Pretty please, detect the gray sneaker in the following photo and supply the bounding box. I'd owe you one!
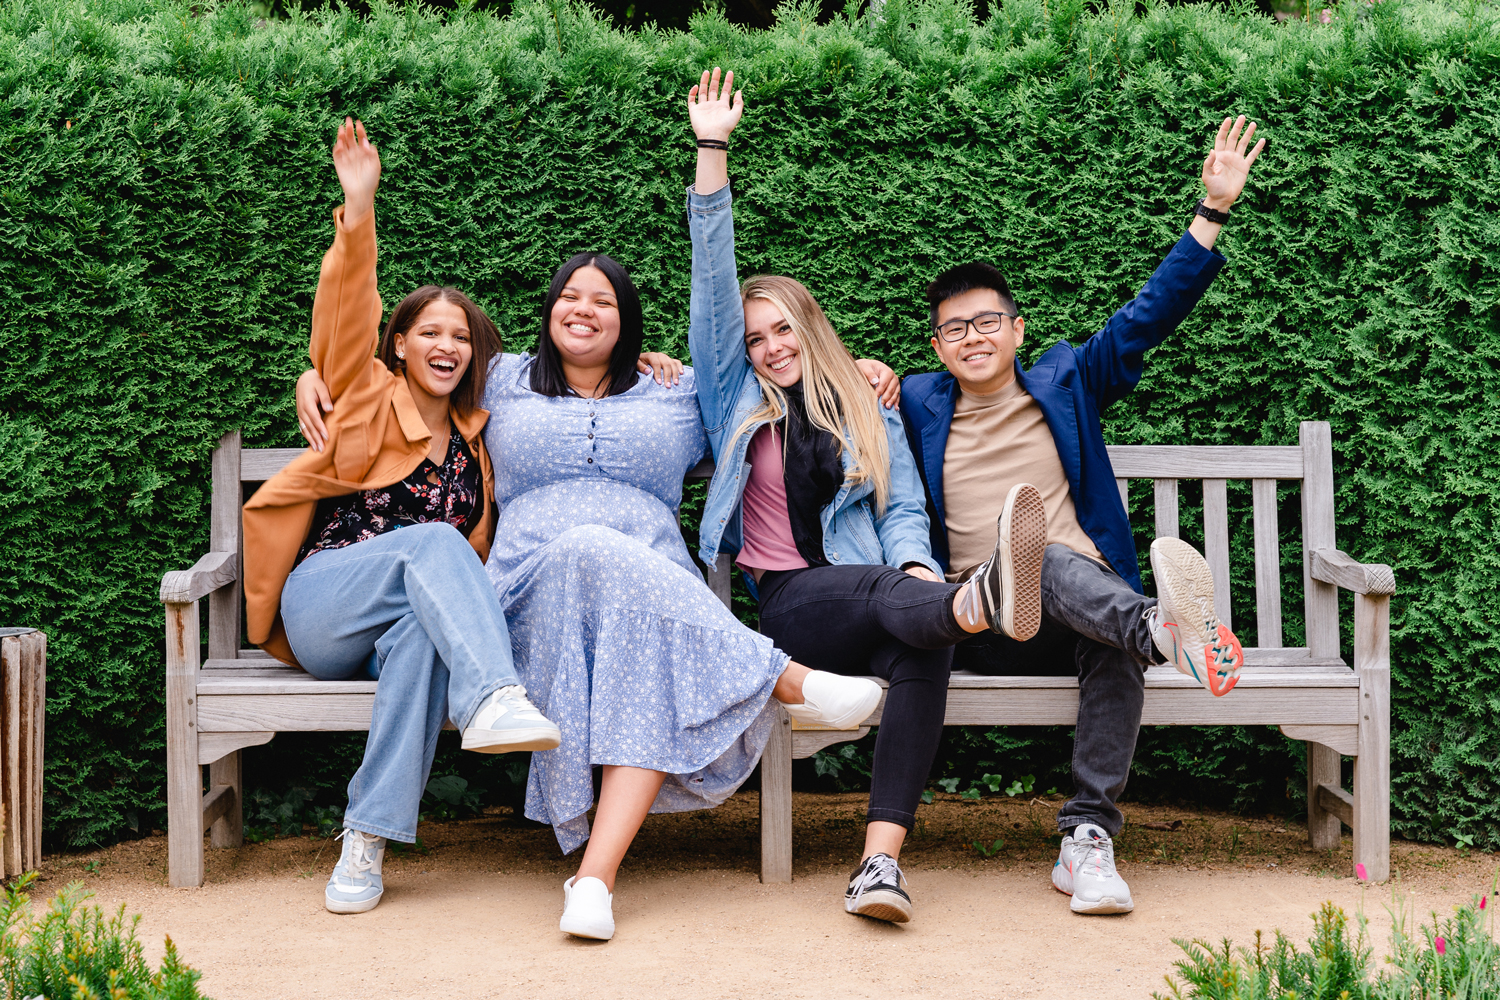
[462,685,562,753]
[959,483,1047,640]
[1051,823,1133,914]
[325,828,386,914]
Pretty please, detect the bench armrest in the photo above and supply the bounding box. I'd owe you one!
[160,551,239,604]
[1311,548,1395,596]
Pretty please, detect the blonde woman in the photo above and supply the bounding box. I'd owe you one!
[686,70,1048,925]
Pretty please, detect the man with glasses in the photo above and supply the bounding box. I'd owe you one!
[899,116,1266,916]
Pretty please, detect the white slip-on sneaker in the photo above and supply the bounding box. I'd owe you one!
[559,876,615,940]
[959,483,1048,640]
[1052,823,1133,915]
[845,852,913,924]
[325,828,386,914]
[782,670,882,730]
[1149,537,1244,697]
[462,685,562,753]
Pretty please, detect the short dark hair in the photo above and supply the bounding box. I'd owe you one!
[378,286,501,416]
[530,252,644,398]
[925,262,1017,329]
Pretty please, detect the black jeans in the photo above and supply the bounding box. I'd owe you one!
[757,564,968,830]
[954,544,1160,837]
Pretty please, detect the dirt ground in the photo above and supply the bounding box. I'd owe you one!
[32,792,1499,999]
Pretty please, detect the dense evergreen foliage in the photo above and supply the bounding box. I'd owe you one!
[0,0,1495,849]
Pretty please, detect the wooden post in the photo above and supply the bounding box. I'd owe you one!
[1306,741,1342,850]
[1300,422,1339,658]
[1353,593,1391,882]
[0,629,45,876]
[208,752,243,849]
[165,601,204,887]
[208,431,243,662]
[759,705,793,884]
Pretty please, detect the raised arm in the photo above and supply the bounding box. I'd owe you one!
[310,118,385,402]
[686,68,752,444]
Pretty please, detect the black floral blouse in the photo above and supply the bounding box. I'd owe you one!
[298,426,483,565]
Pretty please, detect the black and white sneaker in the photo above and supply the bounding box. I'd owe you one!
[959,482,1048,640]
[844,853,912,924]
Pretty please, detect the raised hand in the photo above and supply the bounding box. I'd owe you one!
[332,116,381,226]
[688,67,743,142]
[1201,115,1266,211]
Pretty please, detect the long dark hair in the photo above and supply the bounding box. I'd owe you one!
[378,286,501,415]
[530,253,644,398]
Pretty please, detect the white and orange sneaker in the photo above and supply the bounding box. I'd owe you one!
[1149,537,1244,697]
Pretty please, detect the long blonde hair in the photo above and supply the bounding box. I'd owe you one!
[731,275,892,514]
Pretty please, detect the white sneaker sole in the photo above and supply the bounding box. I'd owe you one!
[999,484,1047,641]
[846,888,912,923]
[1070,894,1134,915]
[461,726,561,753]
[325,890,382,914]
[559,913,615,940]
[1150,537,1219,650]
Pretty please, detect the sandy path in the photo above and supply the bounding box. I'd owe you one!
[40,793,1494,999]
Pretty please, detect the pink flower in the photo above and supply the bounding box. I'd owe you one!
[1435,937,1446,955]
[1319,7,1332,21]
[1481,895,1488,910]
[1356,863,1368,881]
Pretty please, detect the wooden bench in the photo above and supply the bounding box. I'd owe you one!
[161,420,1392,888]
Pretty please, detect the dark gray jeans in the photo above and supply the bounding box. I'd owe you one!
[953,544,1161,837]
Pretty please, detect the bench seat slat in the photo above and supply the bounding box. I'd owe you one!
[1106,445,1303,479]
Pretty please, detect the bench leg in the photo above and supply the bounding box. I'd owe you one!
[760,705,793,884]
[1354,594,1391,882]
[165,601,205,887]
[208,750,244,849]
[1306,741,1342,850]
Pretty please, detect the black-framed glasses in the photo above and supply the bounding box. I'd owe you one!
[934,310,1018,343]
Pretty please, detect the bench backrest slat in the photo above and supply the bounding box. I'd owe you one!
[210,428,1339,665]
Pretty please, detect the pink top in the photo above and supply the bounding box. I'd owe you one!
[735,424,809,573]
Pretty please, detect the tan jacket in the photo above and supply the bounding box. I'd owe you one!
[243,206,496,667]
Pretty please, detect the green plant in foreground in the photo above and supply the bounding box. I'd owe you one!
[0,873,207,999]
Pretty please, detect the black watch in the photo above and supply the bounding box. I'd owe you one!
[1195,199,1230,225]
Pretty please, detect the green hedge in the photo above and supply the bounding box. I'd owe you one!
[1,0,1496,848]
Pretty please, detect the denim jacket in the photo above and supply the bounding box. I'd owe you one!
[687,183,941,579]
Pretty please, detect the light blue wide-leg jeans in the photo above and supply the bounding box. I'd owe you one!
[281,522,520,842]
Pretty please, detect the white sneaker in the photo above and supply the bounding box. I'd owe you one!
[324,828,386,914]
[1052,823,1133,914]
[782,671,882,730]
[559,876,615,940]
[1149,538,1244,697]
[462,685,562,753]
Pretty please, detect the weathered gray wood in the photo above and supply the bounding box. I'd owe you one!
[209,432,243,661]
[1252,478,1283,648]
[1104,446,1303,479]
[165,601,204,888]
[1154,479,1179,540]
[792,728,870,759]
[1279,725,1357,755]
[208,751,244,849]
[159,551,238,604]
[1317,782,1355,829]
[1116,478,1128,515]
[199,695,375,732]
[20,633,42,871]
[198,731,276,765]
[1354,593,1391,882]
[0,634,23,875]
[235,649,275,661]
[197,675,378,696]
[30,634,44,869]
[1301,422,1340,659]
[686,455,715,481]
[1202,478,1231,628]
[201,782,237,831]
[1311,549,1396,596]
[704,559,732,610]
[1307,742,1343,849]
[760,705,793,884]
[240,448,304,482]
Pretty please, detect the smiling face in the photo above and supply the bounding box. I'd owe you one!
[930,288,1026,396]
[548,265,622,374]
[395,298,473,402]
[744,296,802,388]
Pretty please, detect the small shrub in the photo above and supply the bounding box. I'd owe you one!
[0,873,208,1000]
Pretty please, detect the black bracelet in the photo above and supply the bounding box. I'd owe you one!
[1195,199,1230,225]
[696,138,728,150]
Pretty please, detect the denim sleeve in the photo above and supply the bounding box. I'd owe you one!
[687,183,753,448]
[1076,230,1226,411]
[872,404,942,576]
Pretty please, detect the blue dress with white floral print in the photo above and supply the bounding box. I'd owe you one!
[482,353,786,854]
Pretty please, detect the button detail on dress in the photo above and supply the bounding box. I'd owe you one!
[587,458,594,464]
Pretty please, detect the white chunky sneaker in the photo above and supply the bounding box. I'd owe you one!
[845,852,912,924]
[559,876,615,940]
[1052,823,1133,914]
[782,671,882,730]
[462,685,562,753]
[1149,537,1244,697]
[325,828,386,914]
[959,482,1048,640]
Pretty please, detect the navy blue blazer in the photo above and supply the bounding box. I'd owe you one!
[900,231,1226,594]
